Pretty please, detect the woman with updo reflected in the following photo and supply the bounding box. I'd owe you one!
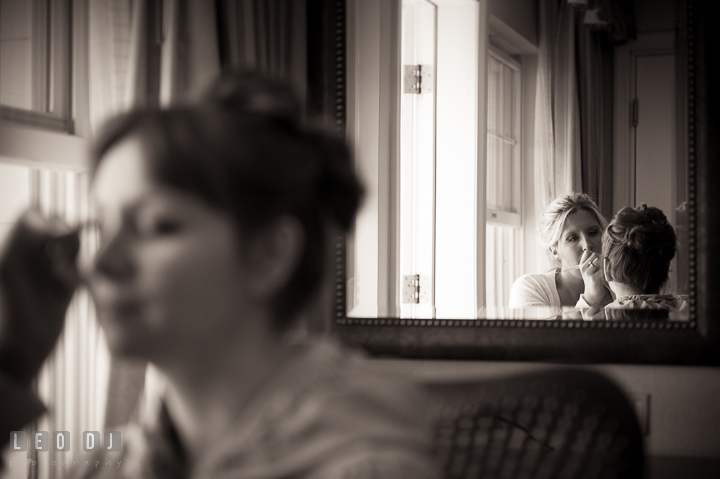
[580,204,687,321]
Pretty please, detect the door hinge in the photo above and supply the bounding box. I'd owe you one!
[402,274,431,304]
[403,65,423,94]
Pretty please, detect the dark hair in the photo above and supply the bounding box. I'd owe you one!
[602,204,676,294]
[91,72,363,328]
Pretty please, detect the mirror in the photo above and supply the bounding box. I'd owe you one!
[330,0,720,363]
[345,0,688,320]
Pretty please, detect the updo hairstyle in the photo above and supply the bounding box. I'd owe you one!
[602,204,676,294]
[538,193,608,266]
[91,71,364,329]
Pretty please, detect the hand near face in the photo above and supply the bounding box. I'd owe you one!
[0,210,80,385]
[579,248,606,306]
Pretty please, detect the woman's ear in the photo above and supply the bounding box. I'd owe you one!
[245,216,305,298]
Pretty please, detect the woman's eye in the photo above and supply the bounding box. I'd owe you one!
[150,218,182,235]
[136,216,182,236]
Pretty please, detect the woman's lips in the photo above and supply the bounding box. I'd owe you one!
[96,298,144,321]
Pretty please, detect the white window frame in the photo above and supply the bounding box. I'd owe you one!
[486,47,522,226]
[0,0,75,133]
[485,46,523,310]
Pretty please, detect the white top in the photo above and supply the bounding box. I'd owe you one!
[509,271,562,315]
[72,338,440,479]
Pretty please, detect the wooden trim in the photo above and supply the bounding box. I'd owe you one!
[72,0,92,139]
[0,123,88,171]
[693,0,720,351]
[488,14,538,56]
[50,0,73,128]
[0,106,73,132]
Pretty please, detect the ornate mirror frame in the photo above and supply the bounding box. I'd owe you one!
[324,0,720,364]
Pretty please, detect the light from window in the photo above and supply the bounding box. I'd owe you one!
[486,50,522,309]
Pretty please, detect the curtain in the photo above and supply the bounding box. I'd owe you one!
[534,0,583,271]
[534,0,635,262]
[577,26,615,220]
[577,0,635,221]
[215,0,307,85]
[89,0,222,129]
[534,0,582,217]
[31,170,110,479]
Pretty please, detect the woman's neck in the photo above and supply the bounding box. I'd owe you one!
[609,281,649,299]
[557,268,586,305]
[156,320,298,467]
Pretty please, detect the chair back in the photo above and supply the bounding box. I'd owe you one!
[427,368,644,479]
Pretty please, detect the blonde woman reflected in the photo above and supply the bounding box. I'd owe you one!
[509,193,614,316]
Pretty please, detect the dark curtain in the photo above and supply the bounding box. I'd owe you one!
[575,0,635,220]
[576,23,616,220]
[215,0,308,108]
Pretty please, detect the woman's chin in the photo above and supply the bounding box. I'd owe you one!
[99,316,156,359]
[563,265,582,277]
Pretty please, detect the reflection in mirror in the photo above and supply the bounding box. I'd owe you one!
[346,0,688,322]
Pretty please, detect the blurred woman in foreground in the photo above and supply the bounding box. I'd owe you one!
[0,73,438,478]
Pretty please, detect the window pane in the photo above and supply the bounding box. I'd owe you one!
[1,0,36,109]
[486,55,518,213]
[486,50,521,309]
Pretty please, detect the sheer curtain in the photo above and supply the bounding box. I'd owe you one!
[533,0,635,271]
[534,0,583,271]
[29,170,109,479]
[89,0,221,125]
[533,1,582,209]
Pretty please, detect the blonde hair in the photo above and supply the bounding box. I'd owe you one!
[538,193,609,266]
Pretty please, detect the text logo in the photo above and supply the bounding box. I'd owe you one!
[10,431,120,452]
[54,431,71,452]
[82,431,101,452]
[10,431,26,452]
[104,431,121,452]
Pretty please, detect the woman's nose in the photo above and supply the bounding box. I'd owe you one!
[579,235,591,252]
[79,230,134,282]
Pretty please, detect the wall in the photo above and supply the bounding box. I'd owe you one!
[635,0,678,33]
[488,0,537,46]
[372,358,720,459]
